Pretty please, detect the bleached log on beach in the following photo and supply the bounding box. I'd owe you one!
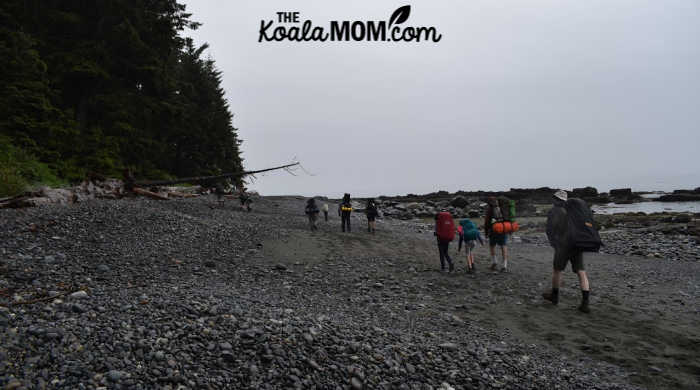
[132,187,169,200]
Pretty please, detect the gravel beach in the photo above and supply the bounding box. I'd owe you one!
[1,196,698,389]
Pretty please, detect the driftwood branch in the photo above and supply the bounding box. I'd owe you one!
[9,290,78,306]
[133,162,300,187]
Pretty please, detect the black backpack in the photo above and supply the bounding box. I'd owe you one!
[366,200,377,214]
[565,198,603,252]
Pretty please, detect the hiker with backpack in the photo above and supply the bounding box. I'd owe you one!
[238,188,252,212]
[338,193,353,232]
[365,198,379,233]
[322,203,329,221]
[458,218,484,273]
[434,210,456,272]
[214,182,226,206]
[305,198,320,231]
[484,196,512,272]
[542,190,601,313]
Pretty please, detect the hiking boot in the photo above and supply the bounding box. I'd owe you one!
[489,264,498,271]
[578,300,590,313]
[542,291,559,305]
[500,267,508,273]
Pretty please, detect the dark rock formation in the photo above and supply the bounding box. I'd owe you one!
[572,187,598,198]
[610,188,632,197]
[659,193,700,202]
[450,196,469,208]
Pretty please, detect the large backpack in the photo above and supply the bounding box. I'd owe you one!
[366,201,377,216]
[436,212,456,241]
[497,196,514,222]
[565,198,602,252]
[459,219,479,240]
[509,200,516,220]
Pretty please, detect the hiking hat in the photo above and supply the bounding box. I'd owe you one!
[553,190,568,202]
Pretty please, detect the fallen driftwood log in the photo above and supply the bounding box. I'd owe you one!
[132,187,169,200]
[166,191,199,198]
[0,179,125,209]
[0,195,32,209]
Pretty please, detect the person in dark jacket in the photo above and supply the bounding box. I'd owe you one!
[214,182,226,205]
[484,197,509,272]
[542,190,591,313]
[365,198,379,234]
[305,198,320,231]
[338,193,352,232]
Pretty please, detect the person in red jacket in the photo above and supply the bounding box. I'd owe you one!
[434,210,455,272]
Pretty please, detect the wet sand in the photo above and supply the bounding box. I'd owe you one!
[262,198,700,390]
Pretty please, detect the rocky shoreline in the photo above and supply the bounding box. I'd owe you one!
[370,189,700,261]
[1,195,699,389]
[373,187,699,220]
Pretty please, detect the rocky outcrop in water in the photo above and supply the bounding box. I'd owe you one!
[659,188,700,202]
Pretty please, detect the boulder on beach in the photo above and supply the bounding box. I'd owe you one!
[572,186,598,198]
[659,193,700,202]
[450,196,469,208]
[610,188,632,197]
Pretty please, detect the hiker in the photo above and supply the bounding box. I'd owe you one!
[543,190,596,313]
[458,218,484,273]
[338,193,353,232]
[239,188,252,212]
[322,203,329,221]
[214,182,226,205]
[365,198,379,233]
[305,198,320,231]
[434,210,456,272]
[484,196,509,272]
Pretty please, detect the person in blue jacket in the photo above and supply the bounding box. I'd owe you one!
[458,218,484,273]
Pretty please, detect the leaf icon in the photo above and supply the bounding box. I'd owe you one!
[389,5,411,26]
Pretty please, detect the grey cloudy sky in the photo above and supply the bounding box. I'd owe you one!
[183,0,700,197]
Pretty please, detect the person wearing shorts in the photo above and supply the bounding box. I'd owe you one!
[458,222,484,273]
[484,197,509,272]
[554,248,584,274]
[542,190,591,313]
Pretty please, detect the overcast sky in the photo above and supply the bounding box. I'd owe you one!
[183,0,699,197]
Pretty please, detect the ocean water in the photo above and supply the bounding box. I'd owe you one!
[592,201,700,215]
